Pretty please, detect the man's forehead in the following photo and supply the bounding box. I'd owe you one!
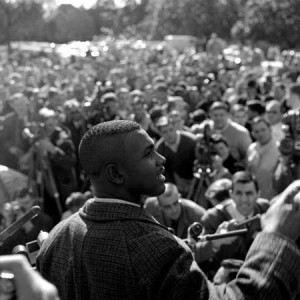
[211,109,227,115]
[267,102,280,110]
[159,193,177,204]
[126,129,153,146]
[233,182,256,191]
[253,121,267,129]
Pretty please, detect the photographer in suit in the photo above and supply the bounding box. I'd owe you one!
[37,120,300,300]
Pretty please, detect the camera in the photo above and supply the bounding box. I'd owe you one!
[11,231,49,267]
[0,272,15,300]
[0,231,49,300]
[194,123,215,175]
[23,123,47,145]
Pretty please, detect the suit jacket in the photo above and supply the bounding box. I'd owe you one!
[37,199,300,300]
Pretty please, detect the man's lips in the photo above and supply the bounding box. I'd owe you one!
[157,167,165,181]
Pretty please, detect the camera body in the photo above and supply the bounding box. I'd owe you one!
[0,272,15,300]
[195,123,214,175]
[0,231,48,300]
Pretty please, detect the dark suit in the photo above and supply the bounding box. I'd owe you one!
[37,198,300,300]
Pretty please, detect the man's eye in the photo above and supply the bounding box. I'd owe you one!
[149,150,155,158]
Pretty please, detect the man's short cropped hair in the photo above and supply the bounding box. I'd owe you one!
[205,178,232,203]
[79,120,141,176]
[210,133,229,147]
[157,183,178,203]
[100,92,117,104]
[251,116,270,128]
[153,83,168,93]
[247,100,266,115]
[209,101,229,113]
[232,171,259,192]
[231,103,247,114]
[155,116,171,129]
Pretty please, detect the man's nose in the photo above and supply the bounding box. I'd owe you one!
[155,151,166,165]
[240,194,248,203]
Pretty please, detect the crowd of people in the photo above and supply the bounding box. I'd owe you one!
[1,34,300,298]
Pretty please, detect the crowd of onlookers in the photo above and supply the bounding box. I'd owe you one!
[1,34,300,279]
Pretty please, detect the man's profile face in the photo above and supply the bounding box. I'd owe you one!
[158,191,181,221]
[210,109,228,130]
[230,182,258,217]
[121,129,166,198]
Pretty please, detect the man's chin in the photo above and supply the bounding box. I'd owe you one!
[146,184,166,197]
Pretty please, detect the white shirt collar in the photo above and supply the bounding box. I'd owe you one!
[225,199,254,221]
[93,197,141,208]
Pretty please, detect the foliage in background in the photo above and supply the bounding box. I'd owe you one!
[0,0,299,49]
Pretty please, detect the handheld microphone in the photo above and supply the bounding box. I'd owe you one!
[0,206,41,243]
[197,229,248,242]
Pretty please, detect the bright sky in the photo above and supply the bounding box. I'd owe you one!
[56,0,127,9]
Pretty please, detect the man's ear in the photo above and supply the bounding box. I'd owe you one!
[105,163,124,185]
[229,189,233,199]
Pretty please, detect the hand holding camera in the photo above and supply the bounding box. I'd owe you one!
[0,255,59,300]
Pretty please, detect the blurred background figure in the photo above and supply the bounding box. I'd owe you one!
[247,117,280,199]
[0,188,52,255]
[155,116,197,197]
[61,191,89,220]
[204,178,232,207]
[265,100,284,144]
[144,182,206,239]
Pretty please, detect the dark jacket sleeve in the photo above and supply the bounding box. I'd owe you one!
[133,232,300,300]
